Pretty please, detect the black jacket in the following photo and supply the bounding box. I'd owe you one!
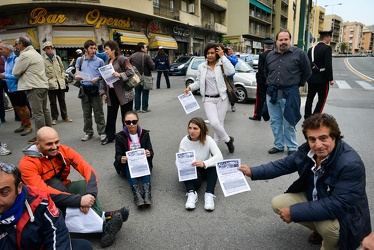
[307,42,333,83]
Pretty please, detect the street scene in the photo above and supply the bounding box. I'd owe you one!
[1,56,374,249]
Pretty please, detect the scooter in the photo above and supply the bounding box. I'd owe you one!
[65,58,76,84]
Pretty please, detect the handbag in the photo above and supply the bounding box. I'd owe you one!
[119,56,142,90]
[141,54,153,90]
[220,65,239,103]
[73,56,83,87]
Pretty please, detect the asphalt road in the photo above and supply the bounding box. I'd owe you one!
[1,57,374,249]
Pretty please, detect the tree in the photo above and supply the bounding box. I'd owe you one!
[339,42,348,54]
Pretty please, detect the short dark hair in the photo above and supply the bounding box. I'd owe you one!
[276,29,292,41]
[84,40,96,50]
[98,44,103,50]
[18,36,31,47]
[188,117,209,145]
[136,42,146,52]
[124,110,139,121]
[103,40,120,57]
[0,164,22,189]
[302,113,343,141]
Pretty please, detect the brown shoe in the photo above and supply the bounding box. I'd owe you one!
[21,125,33,136]
[308,232,323,245]
[51,119,58,125]
[14,123,25,133]
[64,118,73,122]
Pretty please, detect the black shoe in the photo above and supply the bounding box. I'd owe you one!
[268,147,284,154]
[101,137,113,145]
[308,232,323,245]
[100,212,123,248]
[262,113,270,121]
[288,150,296,155]
[248,116,261,121]
[225,136,235,153]
[105,207,129,222]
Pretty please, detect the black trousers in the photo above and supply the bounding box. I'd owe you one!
[304,82,329,119]
[253,80,268,118]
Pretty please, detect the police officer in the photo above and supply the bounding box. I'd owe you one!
[304,30,334,119]
[249,38,273,121]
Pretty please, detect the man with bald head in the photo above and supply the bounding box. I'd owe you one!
[19,126,129,248]
[12,37,52,144]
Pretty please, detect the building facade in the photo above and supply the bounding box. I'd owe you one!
[0,0,228,64]
[342,21,364,54]
[323,14,343,53]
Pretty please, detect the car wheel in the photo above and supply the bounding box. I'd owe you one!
[235,85,247,103]
[186,80,199,95]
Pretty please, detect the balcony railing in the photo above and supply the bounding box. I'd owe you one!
[154,3,180,20]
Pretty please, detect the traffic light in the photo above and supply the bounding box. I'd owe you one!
[113,31,122,44]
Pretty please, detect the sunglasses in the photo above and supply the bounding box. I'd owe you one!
[0,163,16,173]
[125,120,138,125]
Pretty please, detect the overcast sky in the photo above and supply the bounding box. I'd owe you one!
[313,0,373,26]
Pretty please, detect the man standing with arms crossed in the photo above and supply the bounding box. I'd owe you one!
[265,30,311,155]
[304,30,334,119]
[249,38,273,121]
[12,37,52,144]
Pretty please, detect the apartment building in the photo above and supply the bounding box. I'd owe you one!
[361,26,374,54]
[225,0,288,54]
[0,0,228,64]
[342,21,364,54]
[323,14,343,52]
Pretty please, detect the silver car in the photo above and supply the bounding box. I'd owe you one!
[185,57,257,103]
[252,54,259,69]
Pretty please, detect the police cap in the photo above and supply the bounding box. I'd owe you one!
[319,30,333,36]
[263,38,274,45]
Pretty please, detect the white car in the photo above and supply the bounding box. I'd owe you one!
[185,57,257,103]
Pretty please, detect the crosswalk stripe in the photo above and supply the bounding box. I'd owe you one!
[356,81,374,90]
[335,80,352,89]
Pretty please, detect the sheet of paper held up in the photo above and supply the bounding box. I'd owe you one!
[178,91,200,114]
[76,71,91,81]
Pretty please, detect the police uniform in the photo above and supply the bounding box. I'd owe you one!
[249,38,273,121]
[304,30,334,119]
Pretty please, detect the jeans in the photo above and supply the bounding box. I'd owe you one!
[266,94,297,151]
[123,163,151,186]
[184,167,217,194]
[134,84,150,111]
[272,192,339,250]
[204,97,230,143]
[25,88,52,131]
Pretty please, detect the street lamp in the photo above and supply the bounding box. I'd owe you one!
[324,3,342,15]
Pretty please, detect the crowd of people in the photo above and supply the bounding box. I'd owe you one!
[1,29,373,250]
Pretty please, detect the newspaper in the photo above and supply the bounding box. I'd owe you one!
[98,64,118,87]
[126,148,151,178]
[65,207,103,233]
[216,159,251,197]
[178,91,200,114]
[175,150,197,182]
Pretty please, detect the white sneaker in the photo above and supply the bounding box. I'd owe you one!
[81,134,94,141]
[0,146,11,156]
[204,192,215,211]
[185,191,198,210]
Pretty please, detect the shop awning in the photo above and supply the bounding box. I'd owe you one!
[0,28,39,49]
[111,29,148,45]
[148,34,178,50]
[249,0,271,14]
[52,27,95,48]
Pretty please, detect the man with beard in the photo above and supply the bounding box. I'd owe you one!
[264,29,311,155]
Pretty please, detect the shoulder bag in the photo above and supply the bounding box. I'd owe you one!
[56,56,69,92]
[220,65,239,103]
[141,53,154,90]
[73,56,84,87]
[119,56,142,90]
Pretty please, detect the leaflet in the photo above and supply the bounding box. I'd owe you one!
[175,150,197,182]
[76,70,91,81]
[98,64,118,87]
[65,207,103,233]
[216,159,251,197]
[126,148,151,178]
[178,91,200,114]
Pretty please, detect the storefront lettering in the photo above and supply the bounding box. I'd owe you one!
[29,8,66,25]
[173,27,189,38]
[0,18,14,28]
[86,9,131,29]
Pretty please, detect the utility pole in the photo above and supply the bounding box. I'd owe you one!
[297,0,307,50]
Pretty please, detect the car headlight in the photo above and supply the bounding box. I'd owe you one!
[177,64,185,69]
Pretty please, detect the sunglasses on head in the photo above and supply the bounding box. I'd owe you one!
[0,163,16,173]
[125,120,138,125]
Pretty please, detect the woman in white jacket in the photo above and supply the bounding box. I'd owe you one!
[184,44,235,153]
[178,117,223,211]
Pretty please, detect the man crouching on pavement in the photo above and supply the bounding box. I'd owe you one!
[19,126,129,248]
[238,113,371,249]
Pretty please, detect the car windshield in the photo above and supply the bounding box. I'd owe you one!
[235,59,255,73]
[190,58,205,70]
[174,56,191,63]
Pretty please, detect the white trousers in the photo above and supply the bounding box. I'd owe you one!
[204,97,230,143]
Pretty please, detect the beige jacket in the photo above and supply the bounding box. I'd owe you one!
[44,54,66,90]
[12,45,49,90]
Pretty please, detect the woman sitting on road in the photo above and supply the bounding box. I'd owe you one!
[114,111,154,207]
[184,43,235,153]
[177,117,223,211]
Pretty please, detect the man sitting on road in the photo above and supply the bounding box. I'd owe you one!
[0,162,93,249]
[19,126,129,248]
[238,113,371,249]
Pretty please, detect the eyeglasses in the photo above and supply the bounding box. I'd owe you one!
[125,120,138,125]
[0,163,16,173]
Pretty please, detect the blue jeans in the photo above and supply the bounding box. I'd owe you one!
[134,84,150,111]
[266,94,297,151]
[123,164,151,187]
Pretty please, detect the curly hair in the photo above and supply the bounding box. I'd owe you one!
[103,40,120,57]
[302,113,343,141]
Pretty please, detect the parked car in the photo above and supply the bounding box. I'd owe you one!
[185,57,257,103]
[169,56,194,76]
[239,53,254,68]
[252,54,259,69]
